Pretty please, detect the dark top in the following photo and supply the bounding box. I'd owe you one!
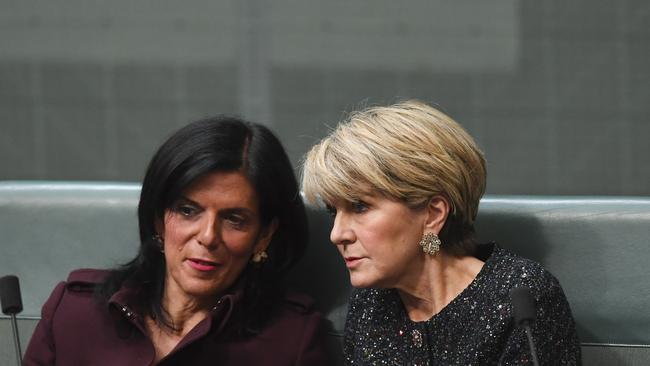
[23,269,328,366]
[344,244,581,365]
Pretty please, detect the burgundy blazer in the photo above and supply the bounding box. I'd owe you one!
[23,269,328,366]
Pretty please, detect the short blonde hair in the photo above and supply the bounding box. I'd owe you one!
[301,100,486,251]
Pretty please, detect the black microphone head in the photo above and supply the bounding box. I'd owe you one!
[0,275,23,315]
[509,286,536,326]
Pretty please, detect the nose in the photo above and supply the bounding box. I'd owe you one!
[196,214,219,248]
[330,212,355,247]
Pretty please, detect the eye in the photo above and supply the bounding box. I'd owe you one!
[325,204,337,218]
[351,200,369,214]
[225,214,243,224]
[224,214,247,229]
[174,204,199,217]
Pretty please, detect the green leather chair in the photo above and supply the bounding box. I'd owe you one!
[1,181,649,364]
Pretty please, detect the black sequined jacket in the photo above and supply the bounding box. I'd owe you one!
[343,244,581,365]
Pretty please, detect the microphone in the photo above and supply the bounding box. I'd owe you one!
[509,287,539,366]
[0,275,24,366]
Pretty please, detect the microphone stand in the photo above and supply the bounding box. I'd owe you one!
[523,321,539,366]
[9,312,22,366]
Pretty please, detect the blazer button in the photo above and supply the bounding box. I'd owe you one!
[212,299,223,310]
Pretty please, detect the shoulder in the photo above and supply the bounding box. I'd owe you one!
[257,291,326,349]
[39,269,111,324]
[243,292,327,365]
[265,291,324,329]
[45,268,111,300]
[484,246,574,323]
[66,268,110,283]
[44,269,110,312]
[65,268,110,290]
[282,290,317,314]
[487,246,564,296]
[487,247,580,362]
[42,268,108,304]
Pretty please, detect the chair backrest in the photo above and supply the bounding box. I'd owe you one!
[1,181,649,365]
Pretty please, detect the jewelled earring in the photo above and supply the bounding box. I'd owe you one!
[252,250,268,263]
[419,232,441,255]
[153,234,164,253]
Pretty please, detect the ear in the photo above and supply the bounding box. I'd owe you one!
[254,217,279,253]
[423,196,451,234]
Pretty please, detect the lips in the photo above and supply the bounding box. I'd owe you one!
[344,256,364,269]
[187,258,219,271]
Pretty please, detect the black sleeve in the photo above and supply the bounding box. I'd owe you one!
[500,276,581,365]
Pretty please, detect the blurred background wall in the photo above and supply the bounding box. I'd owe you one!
[1,0,648,195]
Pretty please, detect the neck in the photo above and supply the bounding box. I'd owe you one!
[396,251,484,322]
[145,287,214,364]
[157,280,215,336]
[160,294,211,335]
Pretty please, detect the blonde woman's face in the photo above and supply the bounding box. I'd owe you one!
[327,193,427,289]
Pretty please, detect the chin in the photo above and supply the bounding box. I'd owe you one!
[349,274,380,289]
[181,280,224,299]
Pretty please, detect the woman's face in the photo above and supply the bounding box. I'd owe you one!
[328,193,429,289]
[159,171,274,303]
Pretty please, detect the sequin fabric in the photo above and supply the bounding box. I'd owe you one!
[343,243,581,365]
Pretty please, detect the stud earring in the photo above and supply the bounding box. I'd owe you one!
[419,232,441,255]
[153,234,164,253]
[252,251,268,263]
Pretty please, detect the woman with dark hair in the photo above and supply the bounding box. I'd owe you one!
[24,117,327,365]
[302,101,580,365]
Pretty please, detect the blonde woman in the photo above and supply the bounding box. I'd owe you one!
[301,101,580,365]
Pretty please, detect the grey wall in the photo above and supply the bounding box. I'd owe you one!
[1,0,648,195]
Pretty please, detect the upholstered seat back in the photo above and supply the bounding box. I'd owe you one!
[1,182,649,364]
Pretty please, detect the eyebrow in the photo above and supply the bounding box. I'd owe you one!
[219,207,255,217]
[175,196,256,216]
[174,196,199,207]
